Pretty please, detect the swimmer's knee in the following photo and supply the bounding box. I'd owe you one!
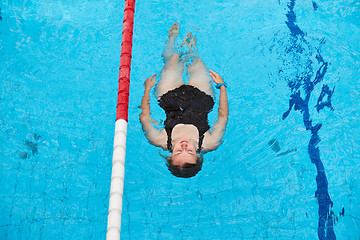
[169,54,180,62]
[194,59,205,67]
[188,59,206,73]
[164,55,183,71]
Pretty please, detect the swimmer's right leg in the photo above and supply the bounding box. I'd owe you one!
[187,59,214,98]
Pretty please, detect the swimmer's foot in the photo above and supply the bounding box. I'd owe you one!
[180,32,197,53]
[189,35,197,53]
[163,23,179,61]
[168,23,179,39]
[181,52,198,61]
[180,32,193,48]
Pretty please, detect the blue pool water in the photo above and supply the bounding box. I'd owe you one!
[1,0,359,239]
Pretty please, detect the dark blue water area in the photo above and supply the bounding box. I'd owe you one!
[268,0,360,239]
[1,0,360,239]
[282,1,336,238]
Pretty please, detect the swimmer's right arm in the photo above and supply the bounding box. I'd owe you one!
[202,70,229,151]
[139,74,167,150]
[211,70,229,123]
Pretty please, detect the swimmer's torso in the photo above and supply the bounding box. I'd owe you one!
[171,124,200,149]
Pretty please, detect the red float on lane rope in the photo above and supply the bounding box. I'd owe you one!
[116,0,135,122]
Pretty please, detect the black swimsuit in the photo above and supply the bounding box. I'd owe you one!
[158,85,215,152]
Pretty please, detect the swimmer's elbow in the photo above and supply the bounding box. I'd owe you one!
[202,131,225,152]
[139,114,151,127]
[147,136,167,150]
[144,129,167,150]
[202,140,223,152]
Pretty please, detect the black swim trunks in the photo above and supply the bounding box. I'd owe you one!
[158,85,215,151]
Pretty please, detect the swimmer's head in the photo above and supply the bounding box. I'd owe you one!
[165,154,203,178]
[171,139,198,165]
[164,139,203,178]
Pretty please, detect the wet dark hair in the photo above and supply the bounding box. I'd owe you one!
[165,154,203,178]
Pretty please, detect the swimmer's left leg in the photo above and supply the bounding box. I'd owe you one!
[162,23,179,62]
[187,59,214,98]
[156,54,184,99]
[157,23,184,99]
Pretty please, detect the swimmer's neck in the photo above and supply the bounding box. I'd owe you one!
[171,124,199,148]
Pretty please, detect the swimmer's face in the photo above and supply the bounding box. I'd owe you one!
[171,139,197,167]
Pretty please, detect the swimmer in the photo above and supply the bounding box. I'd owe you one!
[139,23,229,178]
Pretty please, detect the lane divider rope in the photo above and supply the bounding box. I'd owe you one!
[106,1,135,239]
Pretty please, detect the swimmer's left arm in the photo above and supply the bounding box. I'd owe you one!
[139,74,157,117]
[140,116,167,150]
[139,74,167,150]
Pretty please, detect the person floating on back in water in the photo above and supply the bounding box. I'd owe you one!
[139,23,229,178]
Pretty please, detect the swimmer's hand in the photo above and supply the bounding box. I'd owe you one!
[145,74,157,91]
[209,70,224,84]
